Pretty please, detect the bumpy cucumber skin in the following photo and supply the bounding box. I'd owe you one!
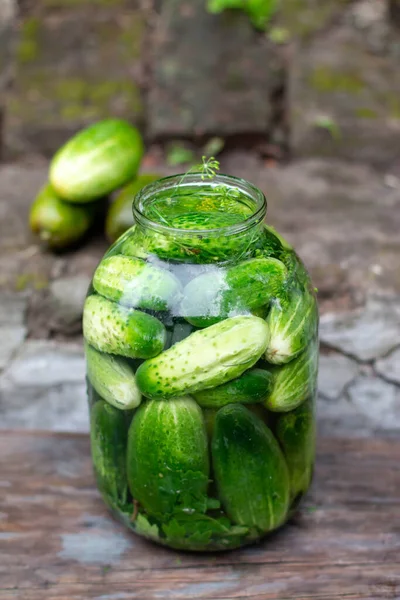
[93,255,182,311]
[136,316,270,399]
[181,258,287,328]
[275,399,316,501]
[264,339,319,412]
[265,289,318,365]
[50,120,144,203]
[106,174,161,242]
[127,397,209,517]
[85,343,142,410]
[193,368,273,408]
[90,400,129,507]
[83,294,166,359]
[29,183,95,249]
[212,404,290,532]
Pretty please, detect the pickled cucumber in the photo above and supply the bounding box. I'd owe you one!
[136,315,270,399]
[127,397,209,517]
[85,343,142,410]
[29,183,96,249]
[193,368,273,408]
[106,174,161,242]
[90,400,129,506]
[264,340,319,412]
[181,258,287,327]
[265,289,318,365]
[275,399,316,500]
[212,404,290,532]
[93,255,182,311]
[50,120,144,202]
[83,294,166,359]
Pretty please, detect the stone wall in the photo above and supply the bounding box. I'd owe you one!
[2,0,400,166]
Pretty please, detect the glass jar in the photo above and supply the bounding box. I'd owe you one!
[84,173,319,551]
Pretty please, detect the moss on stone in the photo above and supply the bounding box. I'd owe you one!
[9,74,143,123]
[309,66,365,94]
[118,14,146,60]
[279,0,352,38]
[43,0,127,6]
[355,107,378,119]
[16,18,41,64]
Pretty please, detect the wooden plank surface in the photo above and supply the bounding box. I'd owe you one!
[0,432,399,600]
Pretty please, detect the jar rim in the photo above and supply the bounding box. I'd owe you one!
[132,172,267,237]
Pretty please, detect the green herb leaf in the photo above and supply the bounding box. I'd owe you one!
[134,513,160,540]
[162,512,249,549]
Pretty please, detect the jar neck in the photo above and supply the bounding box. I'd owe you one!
[132,173,267,238]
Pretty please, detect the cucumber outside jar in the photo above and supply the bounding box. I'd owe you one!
[83,167,319,551]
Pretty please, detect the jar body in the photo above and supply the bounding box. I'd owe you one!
[84,175,319,551]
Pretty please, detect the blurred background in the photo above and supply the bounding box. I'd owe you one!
[0,0,399,436]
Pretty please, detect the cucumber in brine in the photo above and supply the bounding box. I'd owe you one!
[93,255,182,311]
[265,288,318,365]
[136,316,270,399]
[127,397,209,517]
[90,400,129,507]
[83,294,166,359]
[264,340,319,412]
[275,399,316,501]
[193,368,273,408]
[85,343,142,410]
[212,404,290,532]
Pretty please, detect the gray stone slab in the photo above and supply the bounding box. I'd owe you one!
[0,292,27,325]
[6,1,145,156]
[0,340,88,431]
[2,340,85,387]
[318,374,400,437]
[289,0,400,166]
[375,347,400,385]
[347,375,400,432]
[0,326,26,371]
[318,352,359,400]
[149,0,283,137]
[50,275,90,329]
[0,381,89,432]
[319,297,400,362]
[0,292,28,370]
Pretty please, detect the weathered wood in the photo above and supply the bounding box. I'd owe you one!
[0,432,399,599]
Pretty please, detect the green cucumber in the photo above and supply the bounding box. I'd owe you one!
[29,183,97,249]
[106,174,161,242]
[93,255,182,311]
[50,120,144,202]
[265,289,318,365]
[193,368,273,408]
[85,343,142,410]
[264,340,319,412]
[136,315,270,399]
[90,400,129,507]
[127,397,209,517]
[181,258,287,328]
[275,399,316,500]
[212,404,290,532]
[83,294,166,359]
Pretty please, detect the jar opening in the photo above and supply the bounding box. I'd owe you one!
[132,173,267,237]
